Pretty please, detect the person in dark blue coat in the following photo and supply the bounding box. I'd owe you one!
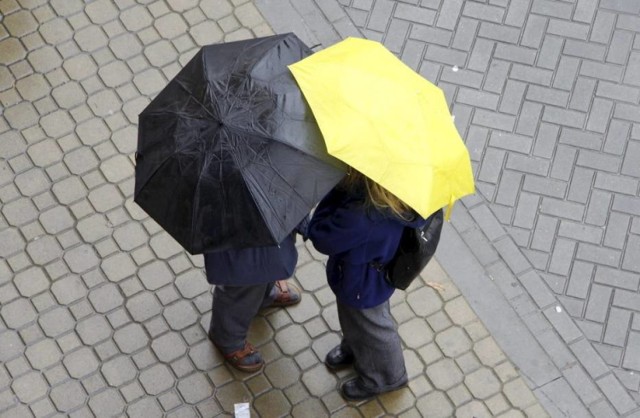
[204,223,307,372]
[308,169,427,400]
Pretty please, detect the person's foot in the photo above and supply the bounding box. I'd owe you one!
[325,344,354,370]
[266,280,301,308]
[214,340,264,373]
[340,378,407,401]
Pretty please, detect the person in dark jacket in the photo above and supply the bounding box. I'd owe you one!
[204,223,307,372]
[308,169,427,400]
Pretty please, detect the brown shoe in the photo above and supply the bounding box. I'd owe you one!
[267,280,302,308]
[216,341,264,373]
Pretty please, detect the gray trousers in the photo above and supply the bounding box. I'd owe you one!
[209,283,275,353]
[337,300,407,392]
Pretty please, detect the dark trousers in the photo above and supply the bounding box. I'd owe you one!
[209,283,275,353]
[337,300,407,392]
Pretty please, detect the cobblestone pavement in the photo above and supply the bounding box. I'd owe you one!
[257,0,640,416]
[0,0,549,417]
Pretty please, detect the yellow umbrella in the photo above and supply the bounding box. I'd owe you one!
[288,37,474,219]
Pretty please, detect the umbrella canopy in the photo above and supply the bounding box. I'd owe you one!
[288,37,474,219]
[135,33,345,254]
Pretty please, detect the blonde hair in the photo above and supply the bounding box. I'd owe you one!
[340,169,412,220]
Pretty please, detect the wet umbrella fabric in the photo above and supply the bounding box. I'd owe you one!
[135,33,345,254]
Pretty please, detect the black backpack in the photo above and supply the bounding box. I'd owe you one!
[373,208,444,290]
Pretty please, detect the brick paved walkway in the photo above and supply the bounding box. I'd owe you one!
[259,0,640,416]
[0,1,548,417]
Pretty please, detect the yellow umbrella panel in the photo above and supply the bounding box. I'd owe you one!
[288,37,475,219]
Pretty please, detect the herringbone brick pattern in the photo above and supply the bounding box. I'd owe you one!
[339,0,640,399]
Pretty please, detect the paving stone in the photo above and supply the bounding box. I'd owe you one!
[51,176,88,205]
[3,101,38,130]
[0,330,25,365]
[474,336,507,367]
[0,160,13,189]
[126,291,162,323]
[215,380,252,413]
[75,213,111,244]
[154,12,188,39]
[288,293,322,324]
[176,373,213,403]
[113,221,149,251]
[455,350,482,375]
[406,286,443,317]
[50,275,86,306]
[49,380,87,412]
[75,315,111,346]
[187,340,222,372]
[23,338,60,370]
[415,390,454,418]
[398,317,434,349]
[88,283,124,313]
[301,364,337,397]
[1,297,37,329]
[100,154,134,184]
[36,206,73,235]
[295,261,327,292]
[62,243,100,274]
[0,227,25,259]
[144,39,178,68]
[101,355,137,387]
[63,146,100,175]
[503,377,537,409]
[621,331,640,373]
[113,323,149,354]
[275,324,311,356]
[151,332,186,362]
[443,297,479,328]
[14,168,49,197]
[15,73,49,102]
[163,300,198,331]
[13,266,49,297]
[427,358,464,390]
[87,387,126,417]
[464,367,502,400]
[144,230,179,258]
[139,363,175,395]
[127,397,163,418]
[250,389,288,416]
[63,346,100,378]
[263,357,299,389]
[175,270,209,299]
[456,399,492,418]
[435,326,472,358]
[11,371,48,403]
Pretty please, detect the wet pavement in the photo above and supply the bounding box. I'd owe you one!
[1,0,639,417]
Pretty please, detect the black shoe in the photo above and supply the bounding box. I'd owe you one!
[341,378,407,401]
[325,345,354,370]
[340,378,377,401]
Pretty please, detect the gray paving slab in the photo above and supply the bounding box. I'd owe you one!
[0,0,549,417]
[261,0,640,416]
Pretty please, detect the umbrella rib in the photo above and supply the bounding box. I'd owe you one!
[239,145,310,236]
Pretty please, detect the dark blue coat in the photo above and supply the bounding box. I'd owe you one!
[203,234,297,286]
[308,187,426,309]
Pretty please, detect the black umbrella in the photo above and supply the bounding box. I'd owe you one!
[135,33,345,254]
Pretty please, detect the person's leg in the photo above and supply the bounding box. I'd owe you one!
[336,300,407,399]
[209,283,271,372]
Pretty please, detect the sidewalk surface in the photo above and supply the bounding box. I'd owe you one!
[0,0,638,417]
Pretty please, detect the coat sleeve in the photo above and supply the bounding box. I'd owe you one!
[308,190,371,255]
